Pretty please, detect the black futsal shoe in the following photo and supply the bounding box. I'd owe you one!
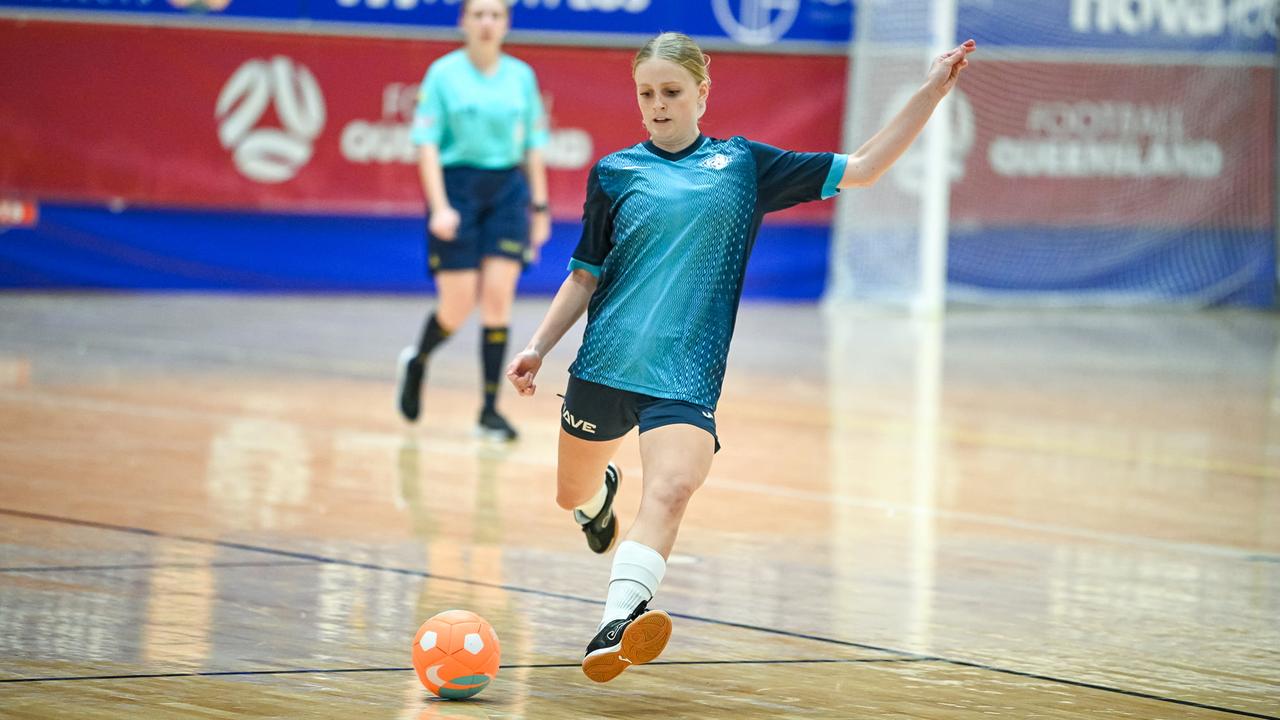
[581,600,672,683]
[476,408,519,442]
[397,346,425,422]
[574,463,621,554]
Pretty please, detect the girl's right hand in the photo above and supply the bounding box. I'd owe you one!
[429,205,461,241]
[506,349,542,396]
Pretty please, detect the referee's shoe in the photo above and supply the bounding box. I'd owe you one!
[397,347,425,422]
[476,408,519,442]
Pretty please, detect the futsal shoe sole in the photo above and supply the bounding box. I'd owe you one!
[581,610,672,683]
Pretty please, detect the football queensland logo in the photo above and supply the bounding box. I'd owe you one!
[216,56,326,184]
[712,0,801,45]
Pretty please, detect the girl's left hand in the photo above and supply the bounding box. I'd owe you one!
[924,39,976,100]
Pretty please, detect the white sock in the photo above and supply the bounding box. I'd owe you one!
[573,482,609,523]
[599,540,666,630]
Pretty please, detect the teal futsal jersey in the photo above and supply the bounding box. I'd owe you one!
[568,135,847,409]
[410,50,549,168]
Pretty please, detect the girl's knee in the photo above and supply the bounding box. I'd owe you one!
[648,473,702,511]
[435,301,474,329]
[480,295,513,323]
[556,471,599,510]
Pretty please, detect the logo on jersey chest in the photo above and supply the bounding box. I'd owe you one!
[698,153,731,170]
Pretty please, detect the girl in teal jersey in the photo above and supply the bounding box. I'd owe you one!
[508,32,975,682]
[397,0,551,441]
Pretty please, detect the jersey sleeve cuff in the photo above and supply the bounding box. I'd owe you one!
[567,258,603,277]
[410,122,441,147]
[527,129,551,150]
[821,154,848,199]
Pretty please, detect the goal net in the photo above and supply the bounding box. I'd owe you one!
[827,0,1276,310]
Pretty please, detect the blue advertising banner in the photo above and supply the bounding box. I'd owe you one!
[958,0,1276,54]
[0,0,303,21]
[0,0,856,47]
[0,204,832,299]
[310,0,854,46]
[5,0,1274,53]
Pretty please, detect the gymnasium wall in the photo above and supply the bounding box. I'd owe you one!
[0,6,844,298]
[0,0,1275,304]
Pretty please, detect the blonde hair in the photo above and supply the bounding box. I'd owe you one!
[632,32,711,87]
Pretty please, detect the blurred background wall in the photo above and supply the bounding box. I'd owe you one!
[0,0,1274,305]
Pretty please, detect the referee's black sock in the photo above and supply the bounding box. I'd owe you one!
[415,313,452,360]
[481,325,509,413]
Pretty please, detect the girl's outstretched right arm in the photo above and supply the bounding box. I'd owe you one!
[506,268,599,396]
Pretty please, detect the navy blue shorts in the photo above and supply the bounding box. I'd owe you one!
[428,166,530,273]
[560,376,720,452]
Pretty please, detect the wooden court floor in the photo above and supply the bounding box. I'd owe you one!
[1,293,1277,719]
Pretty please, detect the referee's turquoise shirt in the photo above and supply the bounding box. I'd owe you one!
[410,49,549,169]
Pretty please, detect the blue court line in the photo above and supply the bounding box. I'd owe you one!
[0,657,929,684]
[0,506,1274,720]
[0,561,316,574]
[0,508,910,657]
[0,668,410,683]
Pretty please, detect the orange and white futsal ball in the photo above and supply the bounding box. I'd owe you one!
[411,609,501,699]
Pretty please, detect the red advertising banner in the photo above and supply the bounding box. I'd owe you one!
[951,60,1272,228]
[1,21,1269,230]
[0,20,845,223]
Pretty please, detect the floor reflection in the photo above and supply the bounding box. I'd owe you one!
[2,296,1278,717]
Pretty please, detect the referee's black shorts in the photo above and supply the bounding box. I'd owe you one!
[428,165,530,273]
